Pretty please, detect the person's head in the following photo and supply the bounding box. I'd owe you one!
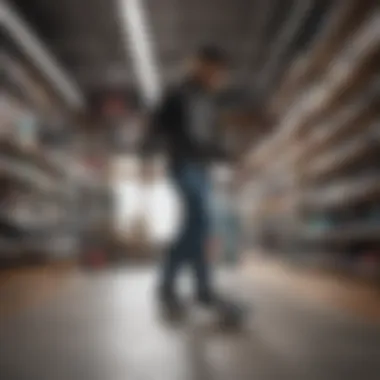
[191,45,228,92]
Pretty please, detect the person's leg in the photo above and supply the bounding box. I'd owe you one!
[160,164,193,300]
[160,215,190,299]
[160,163,214,304]
[184,167,214,302]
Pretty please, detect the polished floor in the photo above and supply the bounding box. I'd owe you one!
[0,260,380,380]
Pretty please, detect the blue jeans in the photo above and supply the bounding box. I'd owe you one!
[161,162,212,297]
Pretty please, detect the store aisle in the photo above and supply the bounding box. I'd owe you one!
[0,263,379,380]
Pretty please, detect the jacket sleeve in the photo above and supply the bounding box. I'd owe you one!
[140,92,174,159]
[208,141,234,163]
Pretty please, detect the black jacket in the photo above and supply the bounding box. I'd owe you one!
[142,80,230,166]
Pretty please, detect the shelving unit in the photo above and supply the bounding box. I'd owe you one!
[0,47,90,267]
[239,2,380,274]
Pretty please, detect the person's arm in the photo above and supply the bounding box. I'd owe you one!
[140,90,179,184]
[140,98,169,160]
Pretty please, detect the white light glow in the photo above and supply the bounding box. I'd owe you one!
[118,0,161,107]
[114,179,182,244]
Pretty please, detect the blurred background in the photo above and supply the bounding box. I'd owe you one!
[0,1,380,379]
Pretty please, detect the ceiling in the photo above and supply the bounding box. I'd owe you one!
[6,0,332,102]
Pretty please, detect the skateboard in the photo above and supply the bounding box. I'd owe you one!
[213,298,248,328]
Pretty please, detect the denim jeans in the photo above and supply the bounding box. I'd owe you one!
[161,161,212,297]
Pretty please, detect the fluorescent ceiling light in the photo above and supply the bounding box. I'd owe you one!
[0,1,84,109]
[118,0,161,107]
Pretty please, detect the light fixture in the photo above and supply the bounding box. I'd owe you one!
[118,0,161,108]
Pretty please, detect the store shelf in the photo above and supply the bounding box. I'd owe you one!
[295,104,378,166]
[0,140,67,178]
[272,1,377,116]
[303,224,380,243]
[302,138,378,184]
[0,37,96,266]
[0,157,63,192]
[301,176,380,210]
[248,9,380,170]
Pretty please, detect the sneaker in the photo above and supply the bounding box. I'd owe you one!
[158,289,185,317]
[196,291,220,307]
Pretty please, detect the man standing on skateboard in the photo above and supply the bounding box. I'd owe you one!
[143,45,231,312]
